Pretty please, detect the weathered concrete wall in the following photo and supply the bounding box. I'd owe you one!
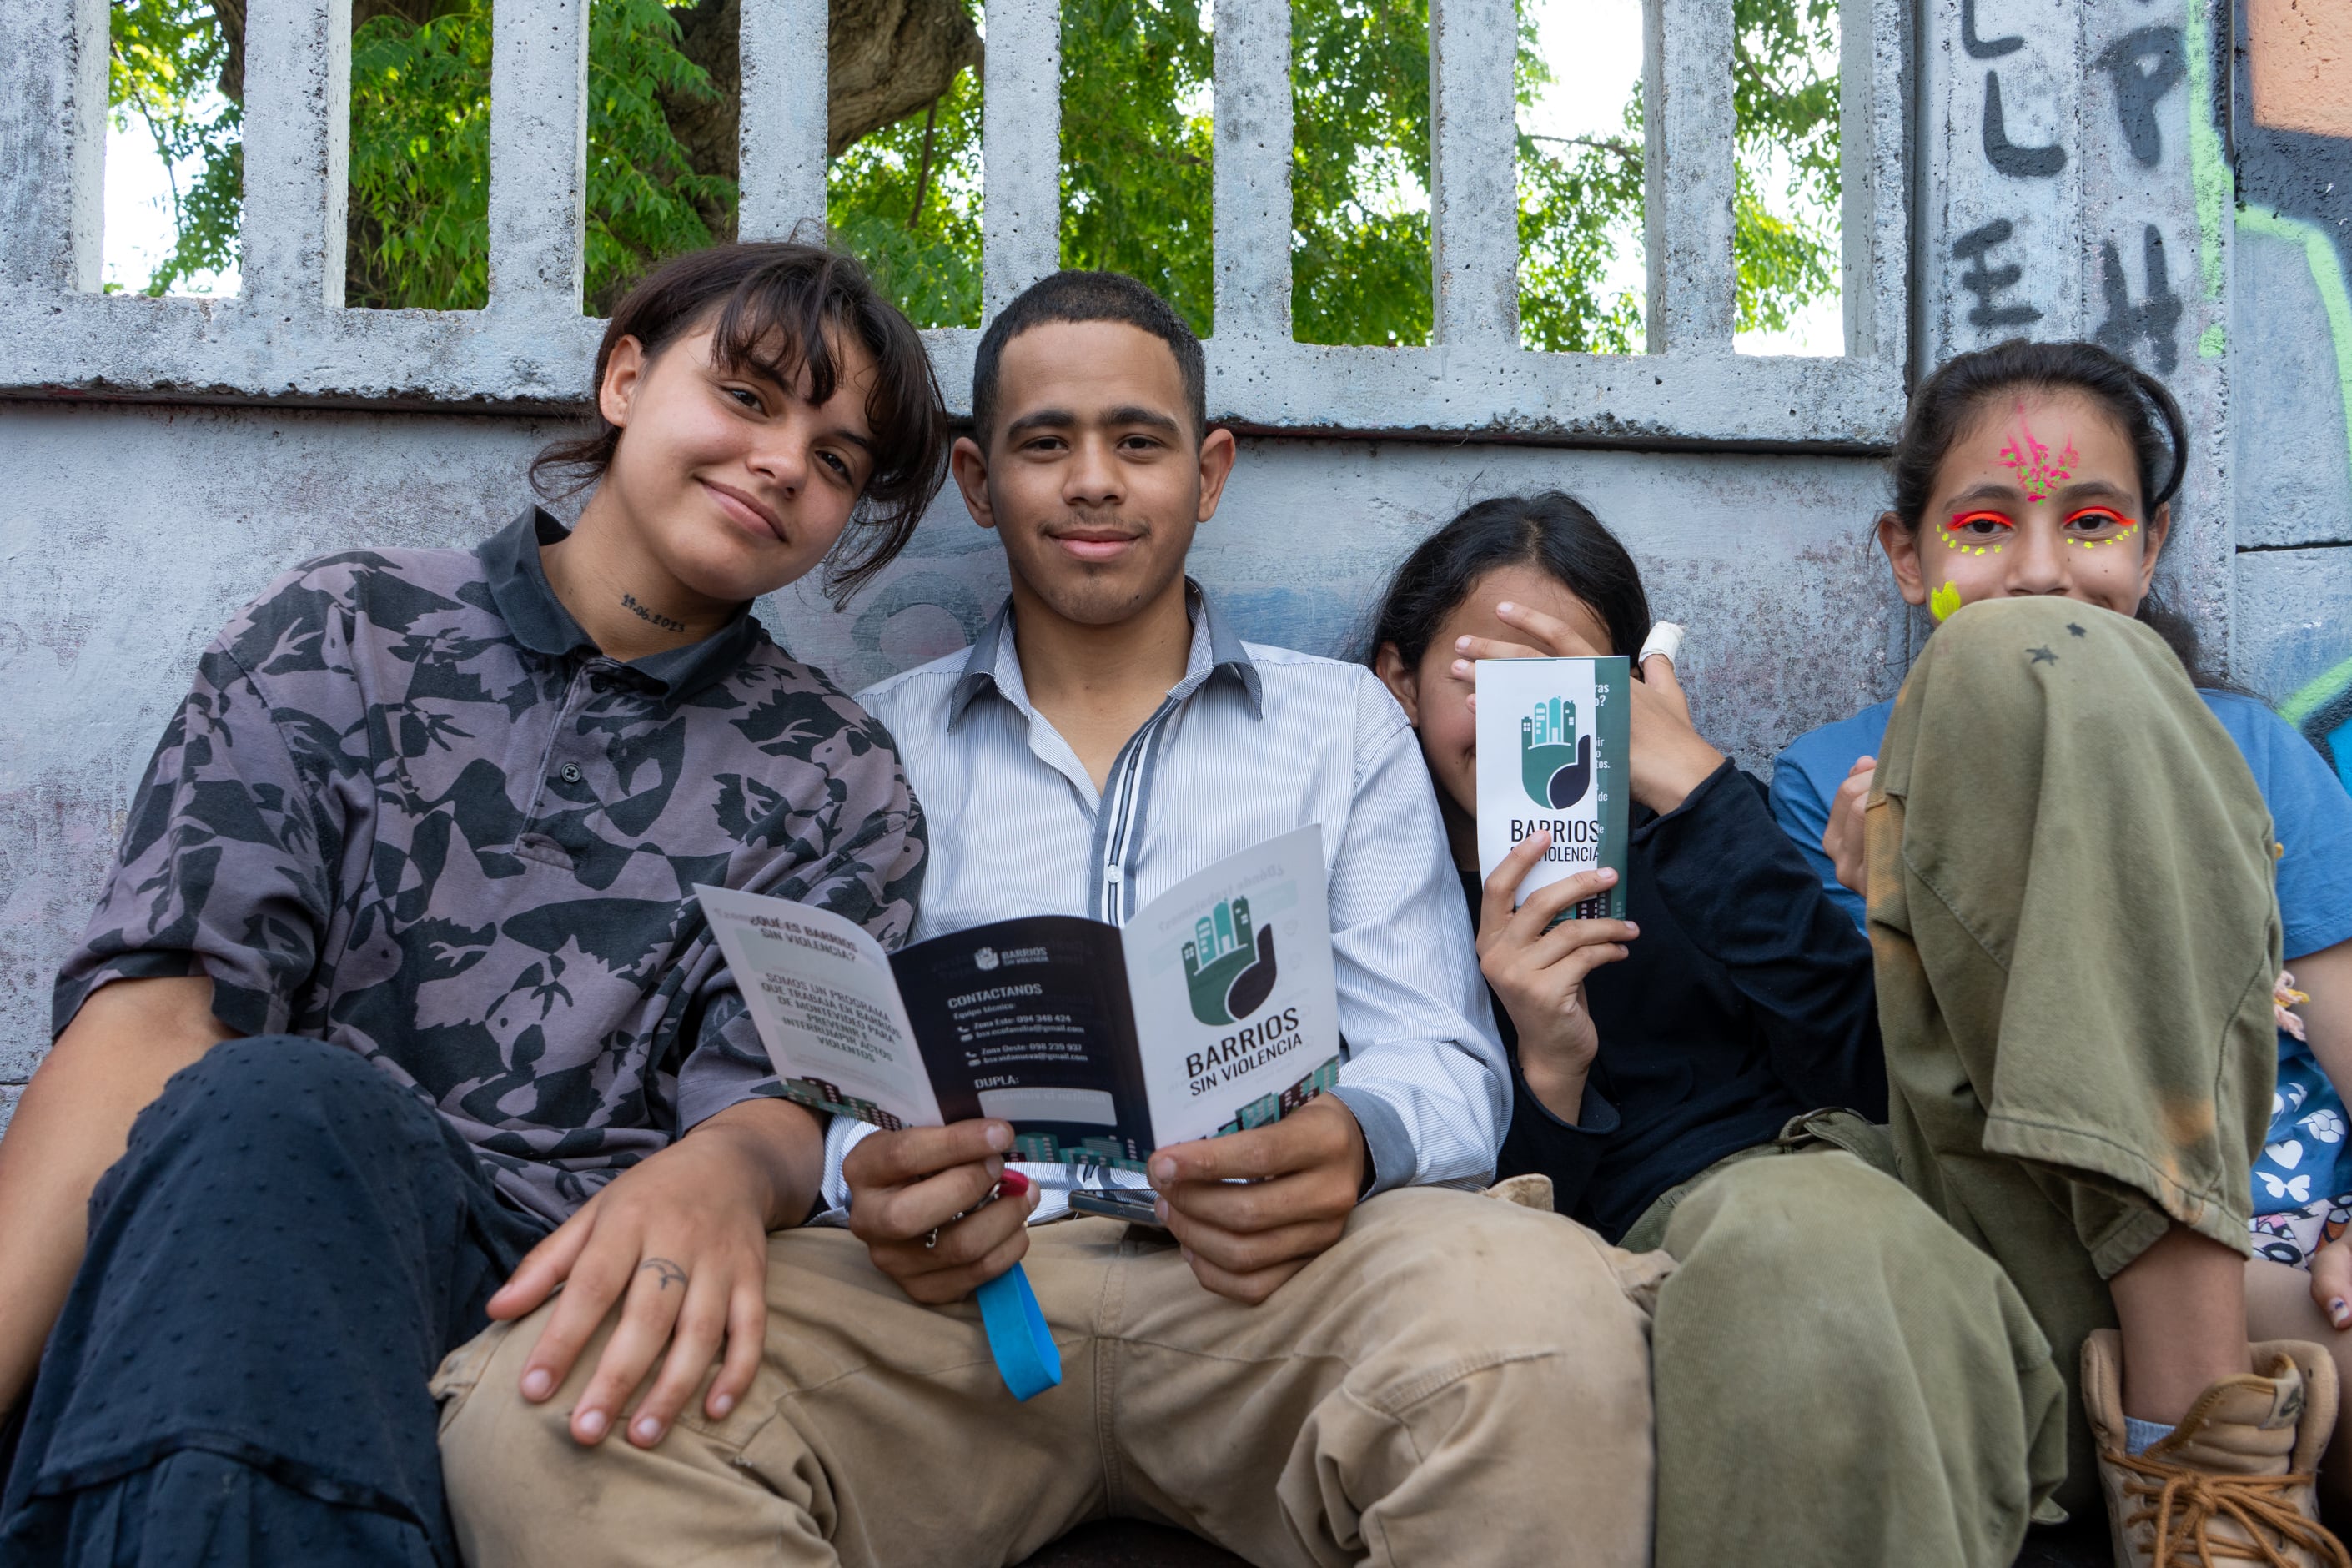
[6,0,2352,1139]
[1916,0,2233,651]
[2229,0,2352,785]
[0,397,1911,1107]
[1912,0,2351,777]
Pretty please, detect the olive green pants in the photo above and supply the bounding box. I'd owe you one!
[1649,600,2282,1568]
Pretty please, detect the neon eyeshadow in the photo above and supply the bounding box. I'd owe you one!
[2061,507,2142,550]
[1940,510,2011,556]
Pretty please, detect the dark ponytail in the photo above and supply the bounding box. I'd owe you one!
[1886,339,2223,685]
[1363,492,1652,675]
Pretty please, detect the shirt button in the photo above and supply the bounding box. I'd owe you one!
[560,763,582,784]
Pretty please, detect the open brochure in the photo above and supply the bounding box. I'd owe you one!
[696,826,1342,1184]
[1475,656,1631,918]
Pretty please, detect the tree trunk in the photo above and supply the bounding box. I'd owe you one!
[209,0,982,248]
[661,0,983,243]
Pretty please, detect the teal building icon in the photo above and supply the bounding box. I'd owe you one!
[1182,893,1279,1027]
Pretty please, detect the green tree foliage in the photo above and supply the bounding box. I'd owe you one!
[826,65,987,326]
[1058,0,1217,334]
[345,3,490,307]
[109,0,241,294]
[827,0,1840,349]
[1289,0,1433,345]
[1515,0,1844,349]
[110,0,1840,348]
[344,0,731,310]
[1730,0,1840,335]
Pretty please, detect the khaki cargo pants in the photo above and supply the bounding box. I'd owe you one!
[1642,599,2283,1568]
[433,1185,1667,1567]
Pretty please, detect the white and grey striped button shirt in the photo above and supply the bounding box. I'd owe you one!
[816,585,1507,1216]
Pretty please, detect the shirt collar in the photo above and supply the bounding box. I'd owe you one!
[477,506,767,701]
[947,579,1264,731]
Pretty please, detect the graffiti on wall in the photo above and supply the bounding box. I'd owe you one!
[1948,4,2191,374]
[2235,0,2352,779]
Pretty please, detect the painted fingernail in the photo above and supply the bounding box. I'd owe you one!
[999,1168,1030,1196]
[522,1368,555,1400]
[633,1416,662,1443]
[985,1122,1013,1150]
[2333,1298,2347,1325]
[711,1393,736,1417]
[1497,602,1515,614]
[576,1408,608,1440]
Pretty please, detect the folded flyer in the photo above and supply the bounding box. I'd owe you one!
[1474,656,1631,918]
[696,825,1342,1171]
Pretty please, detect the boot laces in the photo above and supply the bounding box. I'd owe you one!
[2109,1449,2352,1567]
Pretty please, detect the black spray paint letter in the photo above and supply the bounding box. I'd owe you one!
[1962,0,2024,59]
[1954,219,2045,330]
[2096,27,2185,168]
[1983,73,2068,178]
[2093,224,2184,374]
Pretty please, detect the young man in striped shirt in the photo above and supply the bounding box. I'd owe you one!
[444,272,1663,1568]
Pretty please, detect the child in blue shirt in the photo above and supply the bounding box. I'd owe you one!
[1772,338,2352,1558]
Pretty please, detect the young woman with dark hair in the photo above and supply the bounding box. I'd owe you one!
[1770,339,2352,1566]
[0,239,948,1565]
[531,241,947,606]
[1369,492,2069,1568]
[1367,493,1883,1237]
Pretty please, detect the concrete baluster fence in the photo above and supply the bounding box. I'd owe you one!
[6,0,2350,1122]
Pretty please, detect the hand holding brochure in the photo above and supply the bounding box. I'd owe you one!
[1474,656,1631,917]
[696,825,1343,1169]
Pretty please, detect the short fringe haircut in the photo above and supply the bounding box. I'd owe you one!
[531,240,950,607]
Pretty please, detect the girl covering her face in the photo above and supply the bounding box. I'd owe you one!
[1366,490,1884,1241]
[1772,339,2352,1557]
[1366,495,2112,1568]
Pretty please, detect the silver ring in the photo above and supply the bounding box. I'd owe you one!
[923,1227,940,1250]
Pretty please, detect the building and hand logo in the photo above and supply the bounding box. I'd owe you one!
[1182,894,1279,1026]
[1521,695,1594,809]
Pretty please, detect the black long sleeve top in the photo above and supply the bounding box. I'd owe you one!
[1475,759,1886,1242]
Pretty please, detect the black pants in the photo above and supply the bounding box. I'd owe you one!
[0,1038,550,1566]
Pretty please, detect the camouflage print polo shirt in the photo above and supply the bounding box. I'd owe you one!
[55,508,925,1224]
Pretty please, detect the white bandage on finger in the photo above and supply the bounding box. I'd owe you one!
[1637,621,1687,669]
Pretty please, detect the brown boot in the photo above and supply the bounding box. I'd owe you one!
[2081,1329,2350,1566]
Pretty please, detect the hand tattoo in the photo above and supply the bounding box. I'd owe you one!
[621,593,686,634]
[639,1257,687,1291]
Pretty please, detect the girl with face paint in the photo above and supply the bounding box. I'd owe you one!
[1771,339,2352,1565]
[1364,499,2024,1568]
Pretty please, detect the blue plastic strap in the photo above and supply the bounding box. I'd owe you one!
[974,1262,1062,1401]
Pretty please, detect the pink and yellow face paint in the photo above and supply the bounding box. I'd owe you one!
[1995,407,2078,500]
[2059,505,2140,550]
[1939,510,2012,556]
